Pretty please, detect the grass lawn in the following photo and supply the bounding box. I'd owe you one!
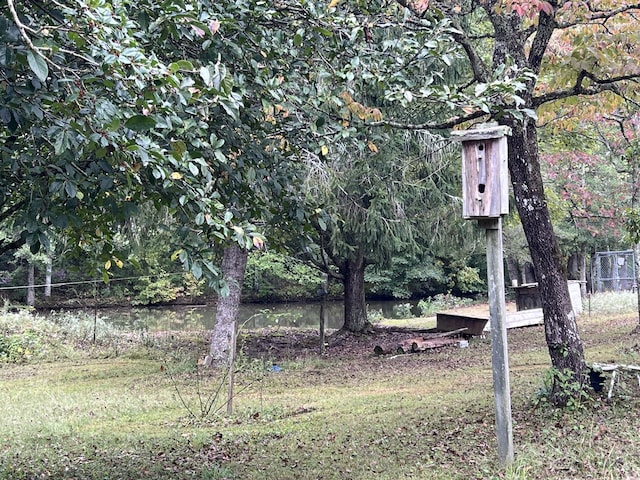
[1,293,640,479]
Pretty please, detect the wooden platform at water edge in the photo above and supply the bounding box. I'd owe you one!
[436,303,543,336]
[436,281,584,336]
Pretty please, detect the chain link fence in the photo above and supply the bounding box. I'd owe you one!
[592,250,636,293]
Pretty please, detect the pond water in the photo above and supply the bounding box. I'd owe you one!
[99,300,422,332]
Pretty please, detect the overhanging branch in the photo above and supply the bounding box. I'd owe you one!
[0,237,26,257]
[532,70,640,108]
[556,2,640,29]
[367,109,488,130]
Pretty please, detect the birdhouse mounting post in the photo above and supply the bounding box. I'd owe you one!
[452,124,514,466]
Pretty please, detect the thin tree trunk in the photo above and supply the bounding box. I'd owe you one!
[209,243,248,366]
[342,250,371,333]
[505,256,519,286]
[26,262,35,307]
[507,119,587,404]
[634,242,640,332]
[45,259,52,297]
[567,251,587,296]
[580,249,587,297]
[567,253,579,281]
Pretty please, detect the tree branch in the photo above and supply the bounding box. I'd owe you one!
[533,71,640,107]
[8,0,42,52]
[528,10,556,74]
[430,0,491,83]
[367,109,488,130]
[7,0,98,71]
[0,237,27,257]
[0,200,27,224]
[556,2,640,29]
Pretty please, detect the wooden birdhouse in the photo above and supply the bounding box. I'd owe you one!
[452,124,511,219]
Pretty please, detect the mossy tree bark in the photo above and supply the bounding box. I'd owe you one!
[209,243,248,367]
[506,119,586,404]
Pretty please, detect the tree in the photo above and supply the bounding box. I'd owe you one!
[361,0,640,405]
[540,119,632,293]
[598,112,640,330]
[1,0,253,283]
[304,130,476,332]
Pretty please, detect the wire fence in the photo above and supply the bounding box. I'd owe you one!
[0,272,186,292]
[592,250,636,293]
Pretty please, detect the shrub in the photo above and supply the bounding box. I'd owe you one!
[0,332,38,362]
[417,293,474,316]
[0,307,136,362]
[367,308,385,324]
[392,303,415,319]
[132,276,180,305]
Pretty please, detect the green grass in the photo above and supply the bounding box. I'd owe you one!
[377,316,437,329]
[1,294,640,479]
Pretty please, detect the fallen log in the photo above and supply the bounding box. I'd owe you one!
[374,345,392,356]
[411,337,460,352]
[374,328,468,356]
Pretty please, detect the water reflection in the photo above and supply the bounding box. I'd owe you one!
[100,300,420,332]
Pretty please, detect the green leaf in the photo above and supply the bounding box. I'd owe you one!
[137,11,150,31]
[192,262,202,280]
[200,66,212,87]
[220,99,239,121]
[30,241,41,254]
[474,84,487,97]
[64,181,77,198]
[27,51,48,82]
[125,115,156,131]
[169,60,194,73]
[54,131,69,155]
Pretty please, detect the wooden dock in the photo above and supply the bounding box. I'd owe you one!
[436,282,584,335]
[436,303,544,335]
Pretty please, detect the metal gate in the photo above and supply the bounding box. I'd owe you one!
[592,250,636,293]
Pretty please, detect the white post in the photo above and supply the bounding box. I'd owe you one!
[481,218,514,465]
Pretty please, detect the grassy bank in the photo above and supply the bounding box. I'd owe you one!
[1,294,640,479]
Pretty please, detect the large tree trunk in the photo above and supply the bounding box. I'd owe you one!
[507,119,587,404]
[209,243,248,366]
[342,250,371,333]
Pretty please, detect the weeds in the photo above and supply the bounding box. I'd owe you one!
[417,292,474,316]
[531,366,599,411]
[163,361,232,421]
[392,302,414,319]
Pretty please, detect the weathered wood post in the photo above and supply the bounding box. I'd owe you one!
[452,124,514,466]
[319,273,329,354]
